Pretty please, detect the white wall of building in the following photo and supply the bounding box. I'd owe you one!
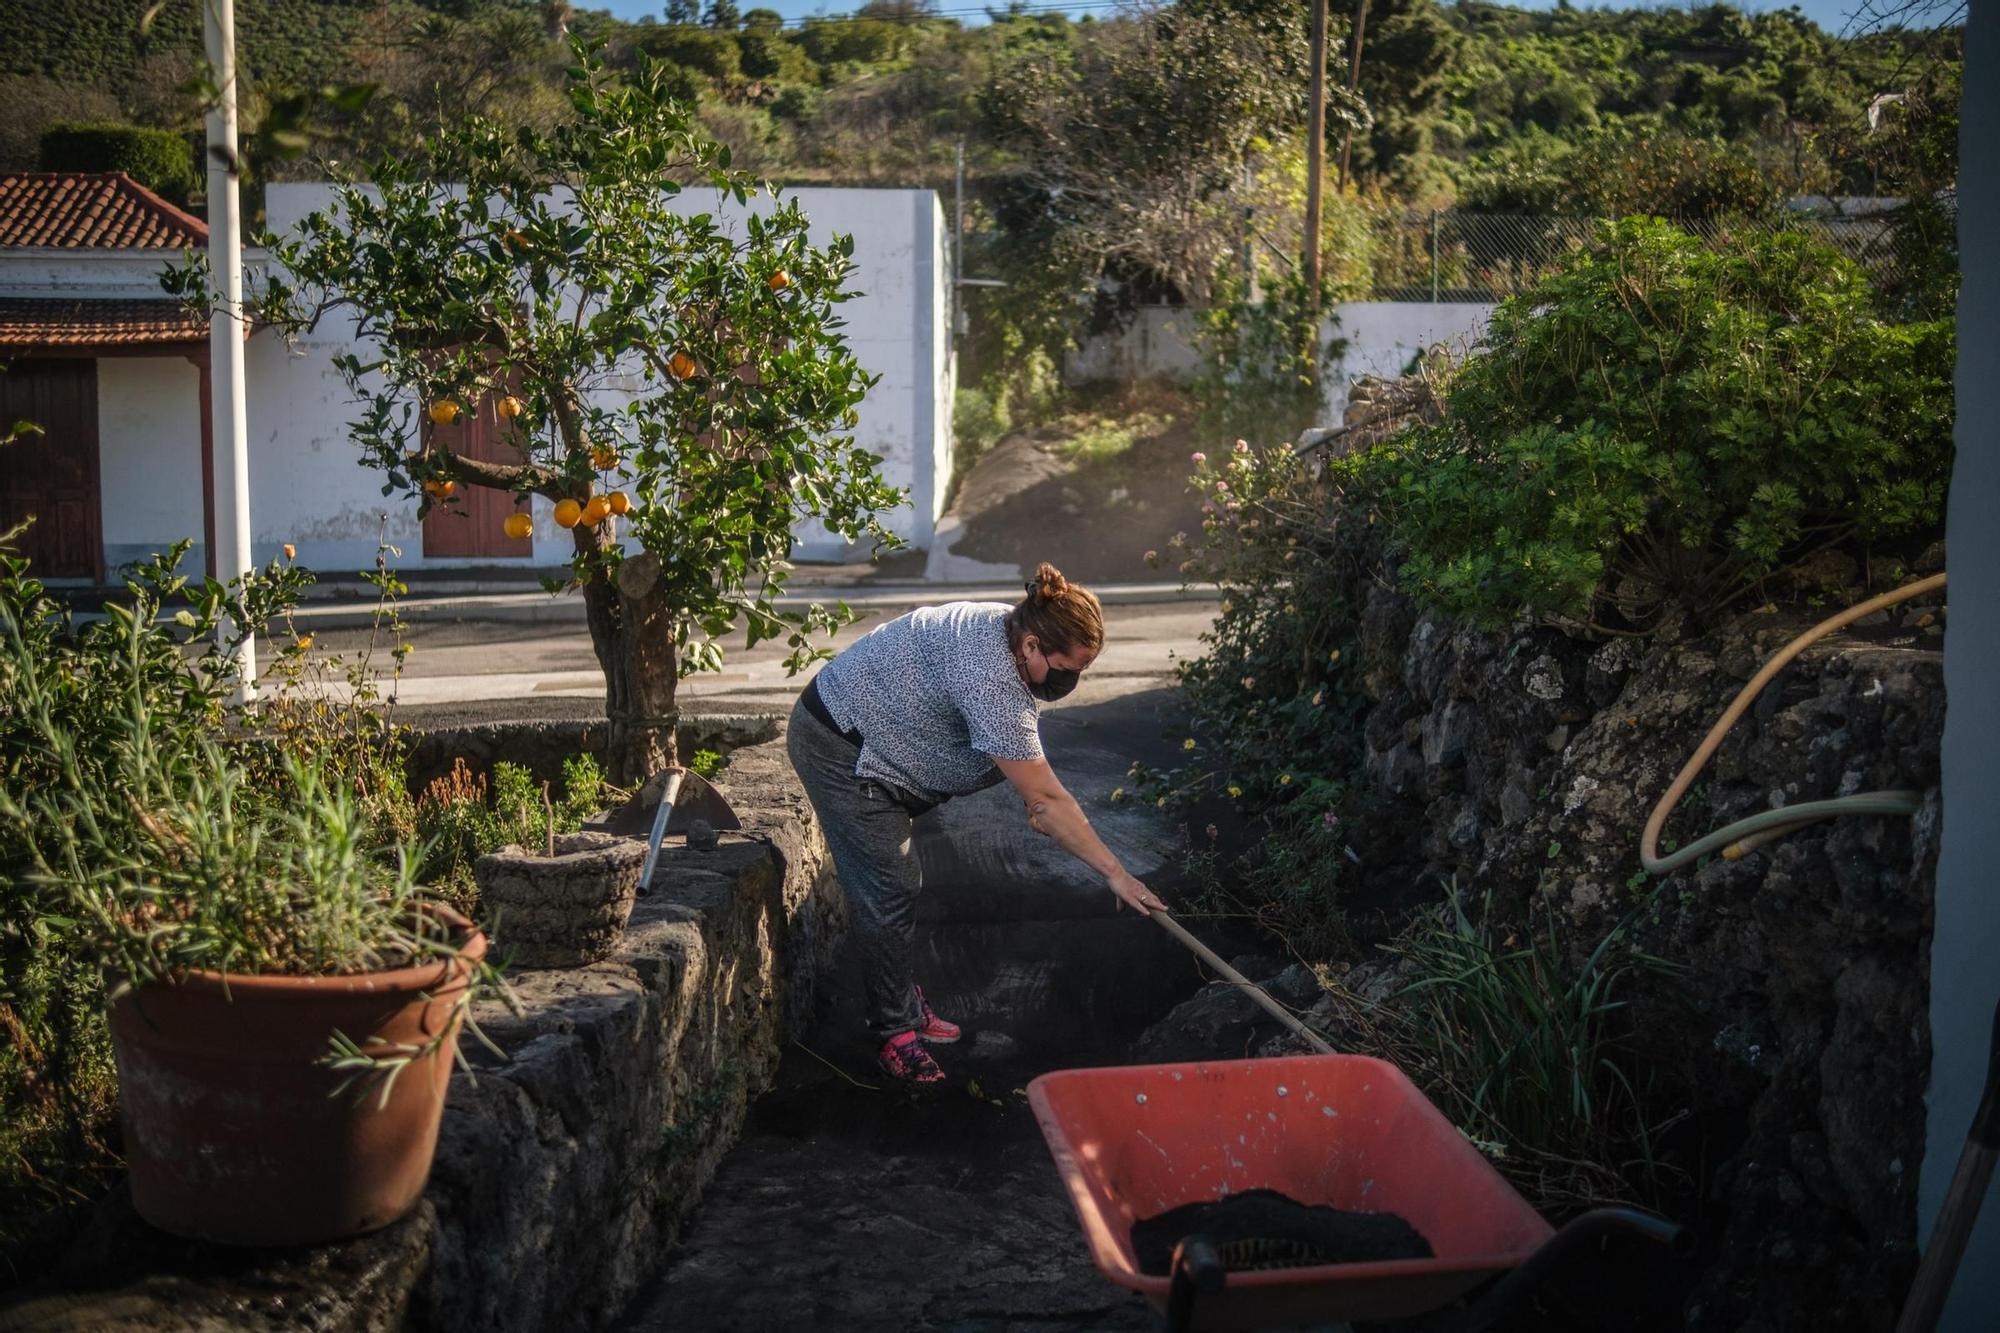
[1322,301,1496,420]
[97,357,205,571]
[237,182,953,571]
[0,251,189,301]
[1064,300,1497,430]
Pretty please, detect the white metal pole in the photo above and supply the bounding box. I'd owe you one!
[204,0,256,701]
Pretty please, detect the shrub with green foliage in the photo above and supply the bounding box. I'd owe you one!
[1376,884,1680,1203]
[413,755,609,914]
[1128,439,1369,955]
[1191,265,1342,444]
[1332,218,1956,631]
[38,121,199,206]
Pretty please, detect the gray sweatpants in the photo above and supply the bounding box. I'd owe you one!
[787,697,928,1041]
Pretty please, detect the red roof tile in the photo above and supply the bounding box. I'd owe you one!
[0,172,207,250]
[0,298,210,350]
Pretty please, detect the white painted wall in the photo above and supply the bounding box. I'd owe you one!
[0,250,193,300]
[1063,307,1209,384]
[1321,302,1496,421]
[97,357,205,571]
[1064,300,1497,428]
[240,182,952,571]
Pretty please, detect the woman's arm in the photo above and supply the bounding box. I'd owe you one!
[993,756,1168,916]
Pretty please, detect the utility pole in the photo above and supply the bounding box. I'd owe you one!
[1304,0,1327,308]
[205,0,255,702]
[1338,0,1371,194]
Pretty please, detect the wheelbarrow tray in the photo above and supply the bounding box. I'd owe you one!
[1027,1054,1554,1330]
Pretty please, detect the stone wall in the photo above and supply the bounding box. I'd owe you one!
[1,728,839,1333]
[401,714,779,797]
[1343,586,1943,1329]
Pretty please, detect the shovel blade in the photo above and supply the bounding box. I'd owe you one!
[596,766,744,839]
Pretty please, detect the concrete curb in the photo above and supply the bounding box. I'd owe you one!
[286,581,1213,629]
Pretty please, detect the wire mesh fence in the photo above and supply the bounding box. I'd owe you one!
[1351,208,1917,302]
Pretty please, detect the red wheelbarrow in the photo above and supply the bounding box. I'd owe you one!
[1028,1053,1686,1332]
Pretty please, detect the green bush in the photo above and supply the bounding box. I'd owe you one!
[633,26,742,82]
[1127,440,1370,956]
[951,385,1010,467]
[1377,884,1678,1203]
[413,755,608,914]
[38,121,199,206]
[1191,264,1341,445]
[1332,218,1956,631]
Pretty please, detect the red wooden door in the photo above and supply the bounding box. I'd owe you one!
[422,390,532,559]
[0,358,104,581]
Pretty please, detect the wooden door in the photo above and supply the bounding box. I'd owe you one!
[422,390,532,560]
[0,358,103,581]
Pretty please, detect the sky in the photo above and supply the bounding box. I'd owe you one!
[584,1,1939,41]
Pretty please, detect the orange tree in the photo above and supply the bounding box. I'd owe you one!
[171,44,899,782]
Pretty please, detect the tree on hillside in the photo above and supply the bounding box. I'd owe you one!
[169,46,900,783]
[982,3,1307,308]
[704,1,742,31]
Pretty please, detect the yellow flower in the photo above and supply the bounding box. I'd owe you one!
[1328,649,1342,664]
[1311,690,1323,706]
[1155,796,1167,808]
[1278,773,1293,785]
[1110,787,1125,802]
[1228,785,1243,799]
[1182,738,1196,751]
[282,543,296,560]
[295,635,313,651]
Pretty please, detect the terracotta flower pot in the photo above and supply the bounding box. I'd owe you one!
[108,906,485,1246]
[474,832,646,968]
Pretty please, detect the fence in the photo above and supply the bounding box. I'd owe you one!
[1349,208,1916,302]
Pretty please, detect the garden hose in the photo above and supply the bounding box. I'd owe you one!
[1640,572,1946,877]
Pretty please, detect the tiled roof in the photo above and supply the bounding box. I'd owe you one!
[0,298,209,350]
[0,172,207,250]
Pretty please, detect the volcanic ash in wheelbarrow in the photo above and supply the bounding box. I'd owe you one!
[1130,1188,1434,1276]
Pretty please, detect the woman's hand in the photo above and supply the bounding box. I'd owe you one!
[1107,868,1167,916]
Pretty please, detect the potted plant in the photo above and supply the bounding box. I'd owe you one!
[467,763,646,968]
[1,543,510,1247]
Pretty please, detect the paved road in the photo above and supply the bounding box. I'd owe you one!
[293,594,1219,717]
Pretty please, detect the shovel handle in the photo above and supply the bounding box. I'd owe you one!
[1149,911,1335,1056]
[638,771,685,895]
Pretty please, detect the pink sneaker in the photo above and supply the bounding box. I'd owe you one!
[877,1031,946,1085]
[914,985,961,1044]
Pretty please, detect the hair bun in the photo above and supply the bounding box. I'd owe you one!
[1030,562,1068,601]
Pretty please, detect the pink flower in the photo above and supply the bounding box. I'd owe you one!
[1234,440,1250,453]
[1190,451,1207,464]
[1214,480,1229,494]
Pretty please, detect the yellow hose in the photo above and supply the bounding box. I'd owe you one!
[1641,572,1946,876]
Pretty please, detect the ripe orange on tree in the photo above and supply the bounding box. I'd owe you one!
[504,511,534,540]
[553,498,584,529]
[768,270,792,291]
[608,491,631,515]
[423,479,457,499]
[591,445,619,469]
[581,496,612,526]
[667,349,699,380]
[428,400,461,425]
[497,395,526,419]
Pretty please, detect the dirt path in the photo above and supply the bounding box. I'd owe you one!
[940,386,1211,586]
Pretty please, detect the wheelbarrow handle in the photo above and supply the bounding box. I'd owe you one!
[1165,1235,1226,1333]
[1460,1207,1691,1333]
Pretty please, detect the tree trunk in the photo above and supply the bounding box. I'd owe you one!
[575,524,681,786]
[551,388,679,786]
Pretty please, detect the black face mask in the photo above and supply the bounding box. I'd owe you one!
[1031,667,1081,703]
